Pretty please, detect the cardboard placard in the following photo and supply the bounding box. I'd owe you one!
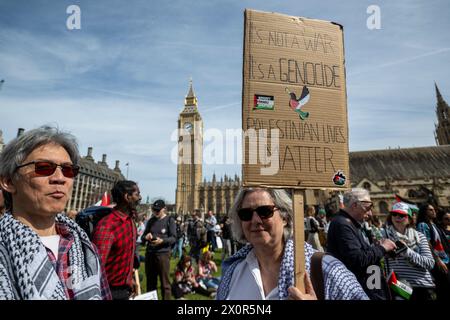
[242,9,349,190]
[132,290,158,300]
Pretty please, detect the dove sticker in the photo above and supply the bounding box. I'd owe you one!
[285,86,310,120]
[332,170,346,186]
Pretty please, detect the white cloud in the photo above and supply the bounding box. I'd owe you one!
[0,28,119,82]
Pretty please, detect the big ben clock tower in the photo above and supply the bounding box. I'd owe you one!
[175,80,203,215]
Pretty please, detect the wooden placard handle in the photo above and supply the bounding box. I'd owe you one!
[292,189,306,292]
[134,269,141,296]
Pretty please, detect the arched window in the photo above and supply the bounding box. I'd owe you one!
[363,182,371,191]
[379,201,389,214]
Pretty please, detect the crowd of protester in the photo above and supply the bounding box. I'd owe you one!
[0,126,449,300]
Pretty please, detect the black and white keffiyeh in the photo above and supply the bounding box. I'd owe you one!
[385,224,420,250]
[217,239,369,300]
[0,212,103,300]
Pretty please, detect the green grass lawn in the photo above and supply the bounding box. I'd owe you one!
[137,246,223,300]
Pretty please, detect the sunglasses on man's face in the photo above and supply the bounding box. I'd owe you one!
[358,201,373,212]
[16,161,79,178]
[237,205,277,221]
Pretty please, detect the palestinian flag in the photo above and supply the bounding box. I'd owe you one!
[394,194,418,214]
[253,94,275,110]
[94,191,111,207]
[433,239,445,252]
[388,271,412,300]
[101,192,111,206]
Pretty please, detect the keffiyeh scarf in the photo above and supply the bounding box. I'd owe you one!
[0,212,103,300]
[385,224,419,250]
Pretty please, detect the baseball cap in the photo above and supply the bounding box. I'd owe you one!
[152,199,166,212]
[390,202,412,217]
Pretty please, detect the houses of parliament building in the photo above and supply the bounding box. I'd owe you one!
[2,82,448,217]
[175,82,450,217]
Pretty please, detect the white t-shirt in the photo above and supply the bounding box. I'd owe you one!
[40,235,61,261]
[226,249,278,300]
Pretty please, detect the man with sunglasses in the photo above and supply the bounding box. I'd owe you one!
[0,126,111,300]
[327,188,397,300]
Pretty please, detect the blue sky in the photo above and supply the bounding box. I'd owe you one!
[1,0,449,203]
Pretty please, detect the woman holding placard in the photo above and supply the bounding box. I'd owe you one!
[216,187,369,300]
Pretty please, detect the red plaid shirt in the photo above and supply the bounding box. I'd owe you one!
[44,223,112,300]
[92,209,137,288]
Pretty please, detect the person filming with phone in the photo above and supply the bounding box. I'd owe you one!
[381,202,436,300]
[141,200,176,300]
[327,188,397,300]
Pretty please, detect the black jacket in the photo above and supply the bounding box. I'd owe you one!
[327,209,388,300]
[141,215,176,254]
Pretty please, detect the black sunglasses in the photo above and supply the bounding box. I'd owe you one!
[391,212,408,218]
[16,161,79,178]
[237,205,277,221]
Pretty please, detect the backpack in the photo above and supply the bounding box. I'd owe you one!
[75,206,113,240]
[308,217,319,233]
[310,252,325,300]
[188,219,207,244]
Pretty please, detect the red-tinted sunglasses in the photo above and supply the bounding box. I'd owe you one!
[237,205,277,221]
[16,161,79,178]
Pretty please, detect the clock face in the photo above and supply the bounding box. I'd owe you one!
[184,122,193,132]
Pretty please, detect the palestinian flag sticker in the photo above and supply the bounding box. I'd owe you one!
[388,271,413,300]
[253,94,275,110]
[332,170,346,186]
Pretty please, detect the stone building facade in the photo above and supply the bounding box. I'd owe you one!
[347,145,450,216]
[66,147,125,212]
[198,174,241,216]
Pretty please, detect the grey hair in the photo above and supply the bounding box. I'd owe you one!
[343,188,370,208]
[0,125,80,181]
[228,187,294,244]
